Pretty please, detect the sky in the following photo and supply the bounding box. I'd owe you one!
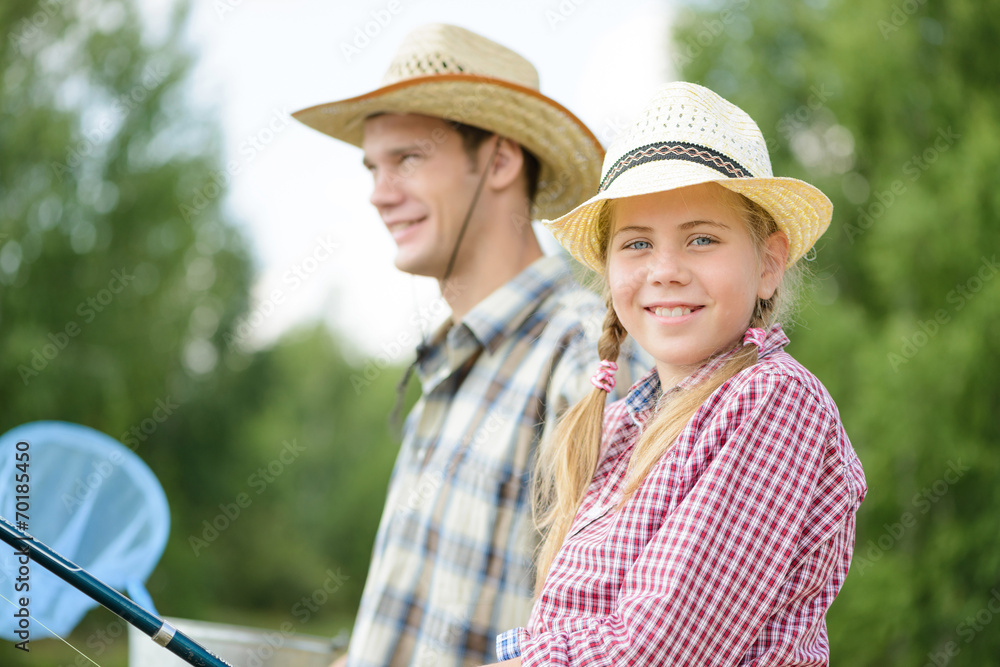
[163,0,675,357]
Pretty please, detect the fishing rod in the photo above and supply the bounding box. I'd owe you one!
[0,515,232,667]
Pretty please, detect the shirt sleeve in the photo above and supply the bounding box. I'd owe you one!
[496,626,529,660]
[520,371,846,666]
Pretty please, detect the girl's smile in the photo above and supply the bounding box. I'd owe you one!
[607,183,787,387]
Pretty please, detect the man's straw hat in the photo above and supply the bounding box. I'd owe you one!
[292,23,604,221]
[546,81,833,273]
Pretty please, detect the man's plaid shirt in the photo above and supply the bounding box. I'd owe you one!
[345,255,650,667]
[498,325,867,665]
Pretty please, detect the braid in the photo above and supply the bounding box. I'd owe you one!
[597,298,626,363]
[533,300,626,591]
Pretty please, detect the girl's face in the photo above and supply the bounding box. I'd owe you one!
[607,183,787,387]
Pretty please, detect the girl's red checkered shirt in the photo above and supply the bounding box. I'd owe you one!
[498,325,867,666]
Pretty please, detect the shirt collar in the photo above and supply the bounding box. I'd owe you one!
[623,323,789,428]
[417,254,574,386]
[458,254,573,354]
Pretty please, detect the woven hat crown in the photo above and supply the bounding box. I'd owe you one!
[601,82,772,192]
[382,23,540,90]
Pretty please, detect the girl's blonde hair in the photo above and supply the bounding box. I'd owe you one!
[533,185,801,591]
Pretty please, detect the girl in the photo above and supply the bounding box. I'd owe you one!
[488,82,867,666]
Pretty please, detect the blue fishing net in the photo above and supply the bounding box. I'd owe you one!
[0,421,169,640]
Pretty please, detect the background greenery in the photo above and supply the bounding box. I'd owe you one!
[1,0,998,665]
[673,0,1000,664]
[0,2,407,663]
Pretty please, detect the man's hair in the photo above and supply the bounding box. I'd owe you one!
[450,121,541,206]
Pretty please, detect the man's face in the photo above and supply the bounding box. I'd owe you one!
[362,113,486,279]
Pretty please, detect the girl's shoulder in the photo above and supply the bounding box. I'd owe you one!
[712,350,867,505]
[720,349,843,422]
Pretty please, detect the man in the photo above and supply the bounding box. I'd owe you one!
[293,24,648,667]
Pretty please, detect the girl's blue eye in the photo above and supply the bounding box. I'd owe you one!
[691,236,715,247]
[626,240,651,250]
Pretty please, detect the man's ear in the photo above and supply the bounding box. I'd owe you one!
[758,231,789,300]
[485,136,524,191]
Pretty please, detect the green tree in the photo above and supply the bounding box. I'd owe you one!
[673,0,1000,664]
[1,5,409,663]
[0,0,252,431]
[150,325,407,624]
[0,0,258,663]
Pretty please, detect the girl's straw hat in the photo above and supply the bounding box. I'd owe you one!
[292,23,603,221]
[546,82,833,273]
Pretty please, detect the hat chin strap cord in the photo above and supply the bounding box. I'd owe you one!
[389,137,503,430]
[440,136,502,286]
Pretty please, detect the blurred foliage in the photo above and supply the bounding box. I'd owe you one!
[0,1,407,665]
[674,0,1000,664]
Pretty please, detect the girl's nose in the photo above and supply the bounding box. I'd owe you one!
[647,248,690,286]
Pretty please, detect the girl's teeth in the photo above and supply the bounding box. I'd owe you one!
[654,306,692,318]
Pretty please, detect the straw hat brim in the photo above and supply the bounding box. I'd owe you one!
[544,159,832,274]
[292,74,604,221]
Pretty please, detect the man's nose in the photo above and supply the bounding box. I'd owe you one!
[370,170,404,209]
